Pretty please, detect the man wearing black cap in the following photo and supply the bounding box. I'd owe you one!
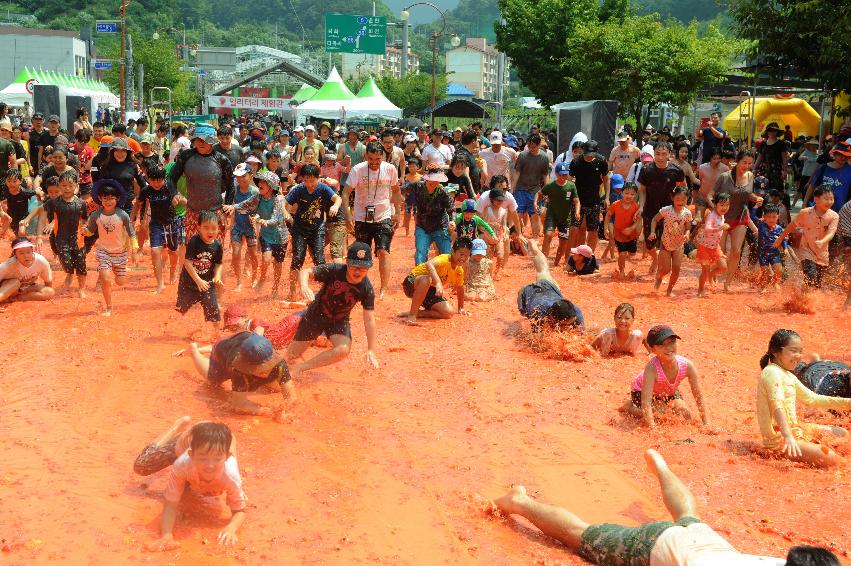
[287,242,379,379]
[569,140,610,252]
[27,112,47,175]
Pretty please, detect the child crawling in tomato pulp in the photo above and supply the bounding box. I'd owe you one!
[134,418,245,552]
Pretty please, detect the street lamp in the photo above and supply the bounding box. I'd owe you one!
[119,0,130,122]
[152,24,188,70]
[399,2,460,124]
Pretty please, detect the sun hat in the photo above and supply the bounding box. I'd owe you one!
[111,137,129,151]
[422,165,448,183]
[91,178,128,208]
[233,163,251,177]
[255,171,281,191]
[12,240,35,251]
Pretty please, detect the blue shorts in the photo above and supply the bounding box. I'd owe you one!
[404,192,417,213]
[515,190,539,215]
[149,216,185,251]
[759,249,782,266]
[259,236,286,263]
[231,223,257,245]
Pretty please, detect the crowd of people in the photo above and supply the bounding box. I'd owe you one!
[0,104,849,562]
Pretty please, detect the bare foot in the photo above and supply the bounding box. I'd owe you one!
[77,288,87,299]
[626,269,635,280]
[696,290,706,298]
[396,311,419,325]
[492,485,529,516]
[253,278,263,291]
[666,289,675,298]
[234,284,243,293]
[611,270,622,280]
[378,287,386,300]
[270,288,280,300]
[102,308,112,317]
[153,284,166,294]
[644,448,670,478]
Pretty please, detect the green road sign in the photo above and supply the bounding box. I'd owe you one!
[325,14,386,55]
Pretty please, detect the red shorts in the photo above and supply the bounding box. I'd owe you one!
[261,312,304,349]
[726,217,749,230]
[696,245,722,266]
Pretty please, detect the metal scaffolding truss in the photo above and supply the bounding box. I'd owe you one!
[205,45,325,96]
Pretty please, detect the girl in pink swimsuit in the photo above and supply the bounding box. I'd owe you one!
[621,325,712,430]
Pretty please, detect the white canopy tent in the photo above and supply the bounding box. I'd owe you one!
[293,67,355,123]
[344,77,402,120]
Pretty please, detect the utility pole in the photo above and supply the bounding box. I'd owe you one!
[138,64,144,113]
[400,11,409,78]
[126,33,134,114]
[119,0,129,121]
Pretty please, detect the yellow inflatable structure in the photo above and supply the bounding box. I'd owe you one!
[723,96,821,141]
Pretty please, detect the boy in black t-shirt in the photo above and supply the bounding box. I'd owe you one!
[2,170,39,238]
[135,164,185,293]
[287,242,379,379]
[43,170,87,295]
[176,210,224,338]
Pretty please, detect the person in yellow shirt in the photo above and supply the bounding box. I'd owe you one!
[88,121,105,153]
[757,329,851,467]
[399,236,472,324]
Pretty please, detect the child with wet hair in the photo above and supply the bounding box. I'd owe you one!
[756,329,851,467]
[591,303,644,356]
[621,325,711,430]
[136,418,246,552]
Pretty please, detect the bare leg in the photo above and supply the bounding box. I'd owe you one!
[256,252,270,291]
[418,300,455,319]
[586,230,598,253]
[99,269,113,316]
[0,278,21,303]
[724,226,747,291]
[188,342,211,378]
[542,230,554,259]
[289,334,351,379]
[655,250,672,292]
[644,449,698,520]
[400,275,433,323]
[666,249,683,296]
[288,269,300,301]
[493,486,589,549]
[271,261,282,298]
[151,416,193,448]
[17,284,55,301]
[246,244,258,283]
[377,248,390,298]
[151,247,165,293]
[530,213,541,238]
[232,240,244,291]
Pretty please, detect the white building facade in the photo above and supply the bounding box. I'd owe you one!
[445,37,509,101]
[0,26,89,88]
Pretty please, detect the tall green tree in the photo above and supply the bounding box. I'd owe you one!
[566,15,735,128]
[496,0,736,126]
[376,73,447,116]
[494,0,598,106]
[728,0,851,91]
[102,38,197,110]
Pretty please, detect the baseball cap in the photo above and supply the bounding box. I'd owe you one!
[32,112,44,119]
[279,129,290,137]
[646,325,681,347]
[246,155,262,164]
[305,125,316,133]
[323,152,336,161]
[570,244,593,258]
[503,134,519,149]
[462,199,477,213]
[231,333,286,377]
[224,305,248,328]
[0,120,11,132]
[610,173,625,189]
[293,125,305,132]
[48,114,60,123]
[582,140,599,154]
[403,133,417,144]
[644,125,655,133]
[489,131,503,144]
[98,135,114,149]
[489,188,505,201]
[471,238,487,256]
[554,162,570,176]
[640,144,655,162]
[319,121,332,131]
[191,123,217,144]
[617,130,629,142]
[233,163,251,177]
[346,241,373,267]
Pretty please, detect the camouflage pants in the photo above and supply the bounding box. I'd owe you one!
[578,516,701,566]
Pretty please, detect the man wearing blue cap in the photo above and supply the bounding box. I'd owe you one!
[541,161,580,265]
[287,241,379,379]
[167,123,235,242]
[188,331,293,420]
